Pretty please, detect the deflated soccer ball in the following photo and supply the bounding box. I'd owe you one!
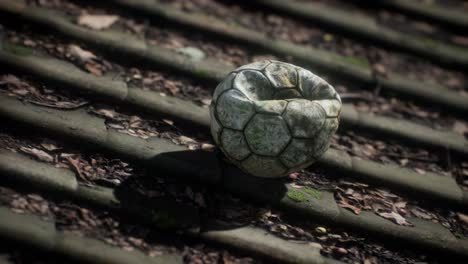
[210,60,341,178]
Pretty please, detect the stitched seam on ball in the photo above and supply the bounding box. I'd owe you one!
[241,112,257,154]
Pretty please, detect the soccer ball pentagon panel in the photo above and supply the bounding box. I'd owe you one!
[210,60,341,178]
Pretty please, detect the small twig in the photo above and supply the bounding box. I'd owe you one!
[27,100,89,110]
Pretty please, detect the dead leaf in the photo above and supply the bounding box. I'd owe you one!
[0,74,31,96]
[40,142,60,151]
[68,44,96,62]
[393,201,407,209]
[333,247,348,254]
[452,36,468,47]
[200,98,212,106]
[373,63,387,76]
[188,144,198,150]
[178,135,196,144]
[453,121,468,136]
[290,183,303,189]
[364,257,379,264]
[0,74,21,86]
[399,158,409,166]
[164,80,180,96]
[162,119,174,125]
[414,168,426,175]
[377,211,412,226]
[411,208,433,220]
[65,156,84,180]
[94,108,117,119]
[337,194,361,215]
[288,172,300,180]
[446,76,462,88]
[315,227,327,234]
[457,213,468,226]
[77,14,119,30]
[339,202,362,215]
[129,116,142,128]
[23,39,36,47]
[201,143,215,151]
[20,147,54,163]
[370,202,385,212]
[84,63,102,76]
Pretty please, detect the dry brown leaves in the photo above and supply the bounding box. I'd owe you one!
[3,189,52,218]
[7,29,112,77]
[185,246,254,264]
[0,185,181,257]
[90,105,213,150]
[125,67,212,106]
[19,146,54,163]
[335,180,416,226]
[0,74,88,109]
[332,131,447,176]
[61,152,133,185]
[66,44,107,76]
[256,208,316,241]
[296,170,468,255]
[4,20,213,103]
[91,106,161,140]
[57,204,168,256]
[1,72,213,153]
[377,211,412,226]
[0,132,133,185]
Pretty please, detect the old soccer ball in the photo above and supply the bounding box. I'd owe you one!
[210,60,341,178]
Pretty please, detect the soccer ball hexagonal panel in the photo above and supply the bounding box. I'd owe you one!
[220,128,251,161]
[216,89,255,130]
[244,113,291,156]
[315,99,342,118]
[311,118,340,158]
[210,60,341,178]
[283,99,327,138]
[265,61,298,88]
[280,138,317,168]
[212,72,236,103]
[233,70,274,101]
